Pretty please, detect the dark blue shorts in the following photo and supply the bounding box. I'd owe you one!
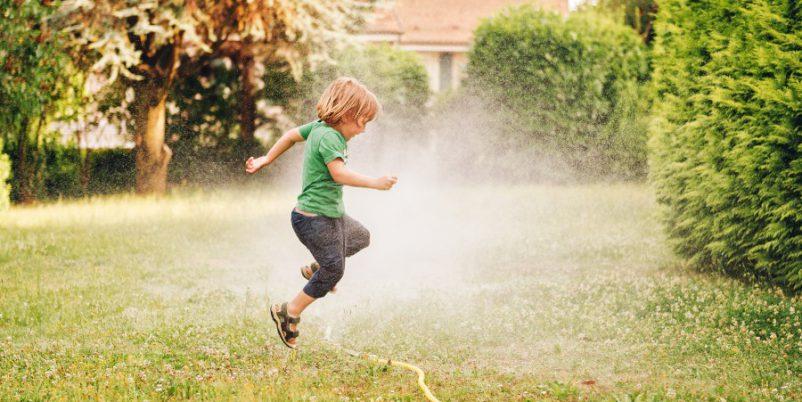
[290,210,370,298]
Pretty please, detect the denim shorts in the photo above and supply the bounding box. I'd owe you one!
[291,209,370,298]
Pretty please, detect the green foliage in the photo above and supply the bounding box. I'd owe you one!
[0,140,9,212]
[167,59,263,185]
[295,44,430,123]
[85,148,135,194]
[0,1,72,202]
[467,7,650,179]
[650,0,802,289]
[0,1,66,127]
[5,143,135,200]
[169,60,241,147]
[41,139,83,199]
[39,143,135,198]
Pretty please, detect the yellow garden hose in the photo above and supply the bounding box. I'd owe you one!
[337,345,441,402]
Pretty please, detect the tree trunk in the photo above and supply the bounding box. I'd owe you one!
[128,38,180,195]
[237,46,257,144]
[133,82,173,194]
[31,111,44,198]
[80,148,91,195]
[15,117,34,204]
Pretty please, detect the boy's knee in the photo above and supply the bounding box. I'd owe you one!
[328,261,345,282]
[359,229,371,249]
[304,258,344,298]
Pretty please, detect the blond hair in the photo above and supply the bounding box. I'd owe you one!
[316,77,380,126]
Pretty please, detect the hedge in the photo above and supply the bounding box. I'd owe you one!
[2,144,135,201]
[650,0,802,288]
[467,6,650,179]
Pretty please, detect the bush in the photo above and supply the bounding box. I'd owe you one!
[467,7,650,179]
[87,148,135,194]
[42,139,83,199]
[2,141,135,201]
[0,140,10,211]
[650,0,802,289]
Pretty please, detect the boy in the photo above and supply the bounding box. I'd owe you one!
[245,77,397,349]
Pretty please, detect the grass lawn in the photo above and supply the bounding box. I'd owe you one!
[1,183,801,400]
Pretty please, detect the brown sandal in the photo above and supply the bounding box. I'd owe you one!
[270,302,300,349]
[300,262,319,280]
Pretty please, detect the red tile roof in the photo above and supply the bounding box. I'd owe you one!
[365,0,568,46]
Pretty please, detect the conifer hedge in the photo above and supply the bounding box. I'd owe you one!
[650,0,802,288]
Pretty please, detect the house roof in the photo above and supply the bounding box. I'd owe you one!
[365,0,568,46]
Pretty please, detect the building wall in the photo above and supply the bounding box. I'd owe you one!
[416,51,441,92]
[408,50,469,93]
[451,52,469,90]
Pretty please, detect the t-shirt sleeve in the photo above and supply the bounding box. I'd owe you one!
[297,121,318,140]
[318,132,346,164]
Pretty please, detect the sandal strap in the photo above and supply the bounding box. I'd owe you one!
[278,302,300,341]
[280,303,300,324]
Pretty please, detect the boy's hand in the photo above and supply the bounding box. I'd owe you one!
[373,175,398,190]
[245,156,266,174]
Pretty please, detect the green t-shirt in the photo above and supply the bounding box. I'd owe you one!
[296,120,348,218]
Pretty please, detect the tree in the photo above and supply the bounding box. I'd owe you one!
[55,0,371,194]
[0,0,71,203]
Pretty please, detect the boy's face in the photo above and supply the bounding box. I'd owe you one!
[339,115,370,140]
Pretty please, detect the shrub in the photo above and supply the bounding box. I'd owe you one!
[650,0,802,289]
[3,141,136,201]
[87,148,135,194]
[467,6,650,179]
[0,140,10,211]
[42,139,83,199]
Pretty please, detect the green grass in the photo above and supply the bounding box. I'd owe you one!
[1,184,801,400]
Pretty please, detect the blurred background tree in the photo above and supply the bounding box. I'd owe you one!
[0,0,74,203]
[53,0,372,194]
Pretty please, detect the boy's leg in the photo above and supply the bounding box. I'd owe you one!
[286,291,315,317]
[289,216,367,321]
[277,213,345,347]
[293,216,346,299]
[276,291,314,347]
[343,214,370,257]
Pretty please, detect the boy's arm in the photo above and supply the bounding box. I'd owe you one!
[245,128,304,174]
[326,159,397,190]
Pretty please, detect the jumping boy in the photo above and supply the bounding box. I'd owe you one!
[245,77,397,348]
